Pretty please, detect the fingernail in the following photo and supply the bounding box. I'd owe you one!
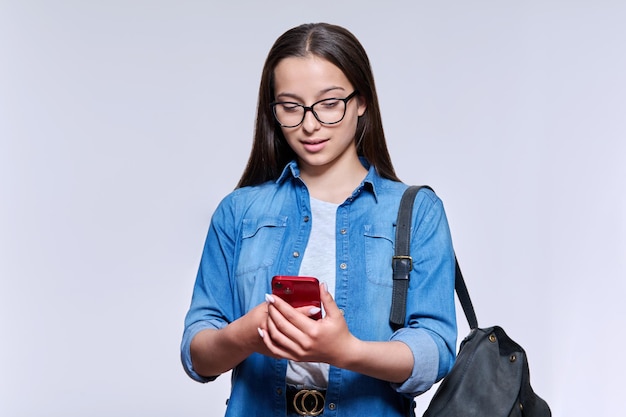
[257,328,265,338]
[265,294,275,303]
[309,307,321,316]
[322,282,328,293]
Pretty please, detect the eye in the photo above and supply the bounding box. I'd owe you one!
[318,99,340,109]
[278,102,301,113]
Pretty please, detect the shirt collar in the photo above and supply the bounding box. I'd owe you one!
[276,160,301,183]
[276,158,381,203]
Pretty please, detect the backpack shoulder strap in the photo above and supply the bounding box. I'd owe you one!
[390,186,478,330]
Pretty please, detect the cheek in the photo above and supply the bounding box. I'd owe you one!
[344,109,361,133]
[345,104,362,124]
[280,128,294,140]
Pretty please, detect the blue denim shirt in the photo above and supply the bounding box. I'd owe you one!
[181,160,457,417]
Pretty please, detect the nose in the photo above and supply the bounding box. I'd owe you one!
[301,107,321,133]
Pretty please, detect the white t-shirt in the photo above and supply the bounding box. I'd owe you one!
[285,196,338,388]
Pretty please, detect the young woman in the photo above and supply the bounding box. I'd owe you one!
[181,23,457,417]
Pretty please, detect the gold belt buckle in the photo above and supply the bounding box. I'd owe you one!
[293,389,325,416]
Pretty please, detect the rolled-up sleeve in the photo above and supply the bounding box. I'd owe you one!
[180,196,237,383]
[180,320,226,383]
[389,189,457,397]
[390,328,440,395]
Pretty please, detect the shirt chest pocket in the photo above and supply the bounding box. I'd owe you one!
[236,216,288,276]
[363,223,396,287]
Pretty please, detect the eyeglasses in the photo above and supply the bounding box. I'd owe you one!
[270,91,359,128]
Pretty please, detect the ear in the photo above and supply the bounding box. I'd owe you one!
[356,95,367,117]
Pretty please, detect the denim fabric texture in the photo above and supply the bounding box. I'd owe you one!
[181,160,457,417]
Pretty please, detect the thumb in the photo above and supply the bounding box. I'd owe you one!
[319,282,341,318]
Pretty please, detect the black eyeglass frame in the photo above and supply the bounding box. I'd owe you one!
[270,90,359,128]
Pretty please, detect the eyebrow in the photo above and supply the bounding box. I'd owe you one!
[275,86,346,102]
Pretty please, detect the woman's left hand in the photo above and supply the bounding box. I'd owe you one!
[259,282,358,366]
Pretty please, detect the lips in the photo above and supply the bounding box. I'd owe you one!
[301,138,329,153]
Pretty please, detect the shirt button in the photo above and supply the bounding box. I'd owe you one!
[303,216,310,222]
[339,263,347,270]
[340,228,347,235]
[328,403,336,410]
[276,388,282,395]
[293,251,300,258]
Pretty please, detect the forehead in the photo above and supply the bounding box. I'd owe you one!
[273,55,352,96]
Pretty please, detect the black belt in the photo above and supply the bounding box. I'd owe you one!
[286,385,326,416]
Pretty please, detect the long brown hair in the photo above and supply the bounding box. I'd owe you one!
[236,23,400,188]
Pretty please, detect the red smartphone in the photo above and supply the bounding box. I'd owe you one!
[271,276,322,320]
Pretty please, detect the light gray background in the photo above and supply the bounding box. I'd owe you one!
[1,1,624,416]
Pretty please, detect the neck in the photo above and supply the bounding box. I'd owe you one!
[299,157,368,204]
